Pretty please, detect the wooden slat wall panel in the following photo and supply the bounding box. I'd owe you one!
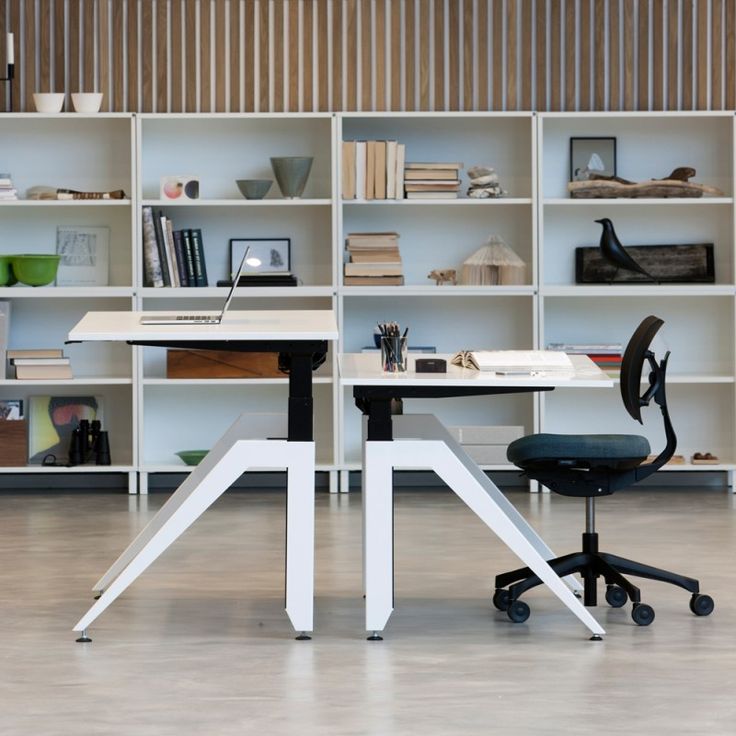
[6,0,736,114]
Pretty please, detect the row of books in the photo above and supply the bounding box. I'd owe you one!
[342,140,406,200]
[547,343,624,373]
[344,232,404,286]
[8,348,72,380]
[142,206,209,288]
[0,173,18,200]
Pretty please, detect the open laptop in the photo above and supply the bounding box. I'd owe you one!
[140,246,255,325]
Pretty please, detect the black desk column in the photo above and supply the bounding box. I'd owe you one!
[288,353,314,442]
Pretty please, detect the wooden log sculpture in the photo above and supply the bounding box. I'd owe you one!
[568,167,723,199]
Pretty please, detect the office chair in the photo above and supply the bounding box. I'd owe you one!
[493,315,714,628]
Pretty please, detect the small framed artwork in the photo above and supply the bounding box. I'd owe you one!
[229,238,291,277]
[160,175,200,200]
[55,226,109,286]
[569,137,617,182]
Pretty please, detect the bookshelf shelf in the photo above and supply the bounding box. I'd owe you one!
[0,287,136,298]
[141,198,332,207]
[0,465,135,474]
[0,378,133,386]
[0,199,131,207]
[339,286,536,296]
[138,286,335,298]
[543,197,734,206]
[342,198,534,206]
[143,376,333,386]
[541,285,735,297]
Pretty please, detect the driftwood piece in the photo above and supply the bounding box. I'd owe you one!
[428,269,457,285]
[568,178,724,199]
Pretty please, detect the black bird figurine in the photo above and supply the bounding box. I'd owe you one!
[594,217,657,283]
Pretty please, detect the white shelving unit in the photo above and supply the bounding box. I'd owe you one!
[1,110,733,493]
[538,112,736,482]
[0,113,137,491]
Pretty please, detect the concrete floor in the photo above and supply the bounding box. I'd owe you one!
[0,486,734,735]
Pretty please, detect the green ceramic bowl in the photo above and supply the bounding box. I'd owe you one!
[0,256,11,286]
[10,254,61,287]
[175,449,209,466]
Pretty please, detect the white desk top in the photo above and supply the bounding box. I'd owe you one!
[339,353,614,388]
[68,310,338,343]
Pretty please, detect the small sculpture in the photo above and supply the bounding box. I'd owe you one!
[595,218,656,282]
[466,166,507,199]
[461,235,526,285]
[428,269,457,285]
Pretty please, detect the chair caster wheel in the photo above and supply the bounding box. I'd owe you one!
[631,602,655,626]
[689,593,714,616]
[605,585,628,608]
[492,589,510,611]
[507,600,530,623]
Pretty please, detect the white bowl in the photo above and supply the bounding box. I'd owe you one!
[71,92,103,113]
[33,93,65,113]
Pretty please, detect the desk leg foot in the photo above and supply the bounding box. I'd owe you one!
[295,632,312,641]
[75,630,92,643]
[367,632,383,641]
[93,592,102,600]
[589,634,603,642]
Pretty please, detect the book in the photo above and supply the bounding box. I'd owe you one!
[405,191,459,199]
[343,276,405,286]
[386,141,397,199]
[11,358,70,366]
[172,230,189,287]
[15,363,73,380]
[451,350,574,373]
[141,206,165,287]
[153,209,171,286]
[365,141,376,199]
[350,252,402,263]
[344,263,403,276]
[0,301,10,379]
[355,141,367,199]
[159,213,177,287]
[180,229,197,285]
[342,140,356,199]
[404,182,461,191]
[404,169,460,180]
[189,228,209,286]
[165,219,183,287]
[7,349,63,359]
[395,143,405,200]
[405,161,464,170]
[374,141,387,199]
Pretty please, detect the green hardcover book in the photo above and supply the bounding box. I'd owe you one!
[189,228,208,287]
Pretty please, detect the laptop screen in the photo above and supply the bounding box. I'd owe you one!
[217,245,252,321]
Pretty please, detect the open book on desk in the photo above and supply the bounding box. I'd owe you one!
[451,350,574,374]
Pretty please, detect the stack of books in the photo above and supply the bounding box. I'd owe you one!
[344,232,403,286]
[142,206,208,288]
[0,173,18,201]
[404,162,463,199]
[8,348,72,379]
[547,342,624,375]
[341,140,406,200]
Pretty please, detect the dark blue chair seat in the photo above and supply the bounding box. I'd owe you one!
[507,433,650,470]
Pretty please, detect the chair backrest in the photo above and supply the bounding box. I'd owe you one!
[620,315,664,423]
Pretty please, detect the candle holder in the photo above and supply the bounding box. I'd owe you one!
[1,64,14,111]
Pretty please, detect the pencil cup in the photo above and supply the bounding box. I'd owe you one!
[381,336,408,373]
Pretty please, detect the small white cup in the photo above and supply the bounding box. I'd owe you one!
[71,92,103,113]
[33,93,65,113]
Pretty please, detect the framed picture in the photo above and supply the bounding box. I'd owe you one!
[569,137,617,182]
[160,175,200,200]
[55,226,110,286]
[229,238,291,277]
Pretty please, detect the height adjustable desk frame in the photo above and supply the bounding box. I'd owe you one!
[342,353,611,640]
[69,310,336,641]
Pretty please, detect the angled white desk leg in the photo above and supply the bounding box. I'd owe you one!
[73,437,314,638]
[364,435,605,638]
[394,415,583,594]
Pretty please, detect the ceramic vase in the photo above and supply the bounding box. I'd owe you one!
[270,156,313,199]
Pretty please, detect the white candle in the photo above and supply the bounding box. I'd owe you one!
[6,33,13,66]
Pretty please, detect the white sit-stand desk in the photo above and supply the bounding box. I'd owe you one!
[339,353,614,640]
[69,309,337,641]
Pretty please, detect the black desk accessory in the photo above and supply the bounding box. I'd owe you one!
[415,358,446,373]
[216,274,298,287]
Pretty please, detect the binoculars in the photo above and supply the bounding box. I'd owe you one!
[68,419,111,466]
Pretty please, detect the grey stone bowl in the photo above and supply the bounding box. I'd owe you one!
[236,179,273,200]
[270,156,314,199]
